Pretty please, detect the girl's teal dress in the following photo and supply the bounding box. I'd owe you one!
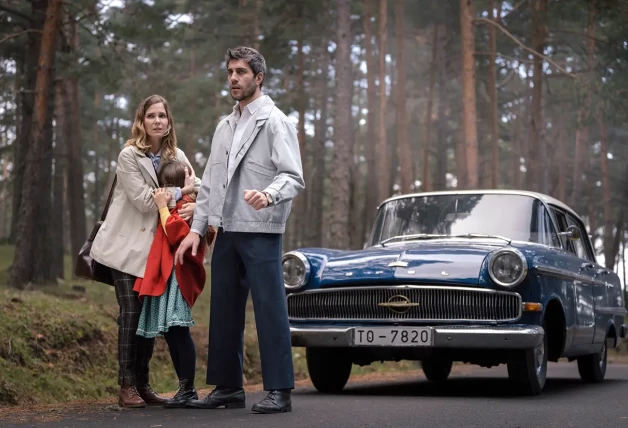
[136,268,194,338]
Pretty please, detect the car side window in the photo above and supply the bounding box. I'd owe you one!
[566,214,595,262]
[551,208,576,255]
[540,206,561,248]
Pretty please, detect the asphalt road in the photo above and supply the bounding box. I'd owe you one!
[3,362,628,428]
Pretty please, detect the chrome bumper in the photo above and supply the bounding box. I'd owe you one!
[290,324,544,349]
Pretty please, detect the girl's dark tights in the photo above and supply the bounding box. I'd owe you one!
[163,326,196,386]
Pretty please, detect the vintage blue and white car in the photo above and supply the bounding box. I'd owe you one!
[283,190,628,395]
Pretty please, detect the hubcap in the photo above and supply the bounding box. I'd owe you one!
[535,340,545,378]
[599,341,607,370]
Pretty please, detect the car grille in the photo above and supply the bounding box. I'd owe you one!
[287,286,522,322]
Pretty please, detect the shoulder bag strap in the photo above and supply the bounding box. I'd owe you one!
[100,175,118,221]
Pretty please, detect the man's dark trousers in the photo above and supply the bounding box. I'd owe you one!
[206,228,294,390]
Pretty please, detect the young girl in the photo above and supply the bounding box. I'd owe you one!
[134,160,209,408]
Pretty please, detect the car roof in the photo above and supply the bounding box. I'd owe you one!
[379,189,582,221]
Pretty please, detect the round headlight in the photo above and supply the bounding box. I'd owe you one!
[488,248,528,287]
[282,251,310,290]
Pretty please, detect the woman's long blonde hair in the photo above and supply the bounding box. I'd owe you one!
[125,94,178,161]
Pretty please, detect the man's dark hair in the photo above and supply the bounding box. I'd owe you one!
[225,46,267,89]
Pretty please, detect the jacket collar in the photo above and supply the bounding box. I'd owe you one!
[132,146,159,186]
[227,95,274,129]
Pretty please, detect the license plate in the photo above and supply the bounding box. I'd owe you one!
[352,327,433,346]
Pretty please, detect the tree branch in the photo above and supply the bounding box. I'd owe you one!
[0,5,31,22]
[474,17,577,79]
[496,68,518,89]
[0,29,42,45]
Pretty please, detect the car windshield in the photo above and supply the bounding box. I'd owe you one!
[368,194,556,247]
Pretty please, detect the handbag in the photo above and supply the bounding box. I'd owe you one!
[74,176,117,285]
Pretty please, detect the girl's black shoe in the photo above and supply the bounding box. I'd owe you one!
[164,379,198,408]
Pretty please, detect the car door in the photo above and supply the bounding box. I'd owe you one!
[551,208,596,346]
[565,213,608,346]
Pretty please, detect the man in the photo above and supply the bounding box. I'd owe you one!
[175,46,304,414]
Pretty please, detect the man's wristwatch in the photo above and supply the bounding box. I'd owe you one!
[264,192,273,207]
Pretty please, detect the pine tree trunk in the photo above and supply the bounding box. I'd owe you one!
[9,0,63,288]
[460,0,478,189]
[434,24,448,191]
[488,0,501,188]
[422,24,439,192]
[349,70,363,250]
[35,75,56,282]
[556,114,566,202]
[512,97,522,189]
[296,10,307,248]
[92,91,101,220]
[599,113,613,268]
[11,0,47,244]
[376,0,390,202]
[363,0,379,236]
[526,0,547,193]
[51,81,66,280]
[395,0,413,194]
[571,0,596,209]
[327,0,352,250]
[308,31,330,248]
[66,20,87,270]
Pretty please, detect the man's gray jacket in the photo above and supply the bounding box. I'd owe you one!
[191,95,304,235]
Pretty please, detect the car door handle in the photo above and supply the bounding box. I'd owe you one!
[579,263,594,272]
[593,268,611,279]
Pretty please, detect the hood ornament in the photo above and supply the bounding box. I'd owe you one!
[388,260,408,268]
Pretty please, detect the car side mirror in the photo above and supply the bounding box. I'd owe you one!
[559,225,581,241]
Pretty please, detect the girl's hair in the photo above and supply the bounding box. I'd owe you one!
[157,160,187,188]
[125,94,177,161]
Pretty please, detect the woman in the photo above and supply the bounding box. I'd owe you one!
[90,94,200,408]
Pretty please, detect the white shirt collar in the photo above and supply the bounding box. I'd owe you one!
[235,94,266,118]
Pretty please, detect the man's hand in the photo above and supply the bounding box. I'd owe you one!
[181,167,197,195]
[179,202,196,221]
[153,187,171,209]
[244,189,269,211]
[175,232,201,265]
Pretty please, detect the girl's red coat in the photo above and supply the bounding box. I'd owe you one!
[133,196,206,308]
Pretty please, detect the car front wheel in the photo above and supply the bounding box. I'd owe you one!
[306,347,352,393]
[507,325,548,396]
[577,338,608,383]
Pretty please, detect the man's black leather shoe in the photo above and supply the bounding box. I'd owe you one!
[164,379,198,408]
[251,389,292,414]
[186,386,245,409]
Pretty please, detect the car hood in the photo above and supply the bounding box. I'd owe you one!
[314,241,501,287]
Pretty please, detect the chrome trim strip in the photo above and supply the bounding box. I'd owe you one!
[292,284,519,296]
[534,265,595,284]
[290,325,544,349]
[595,307,628,316]
[287,285,522,323]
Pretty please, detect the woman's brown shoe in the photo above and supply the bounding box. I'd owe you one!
[137,384,167,405]
[118,385,146,408]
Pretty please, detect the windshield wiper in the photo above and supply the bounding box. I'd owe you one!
[449,233,512,244]
[380,234,448,246]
